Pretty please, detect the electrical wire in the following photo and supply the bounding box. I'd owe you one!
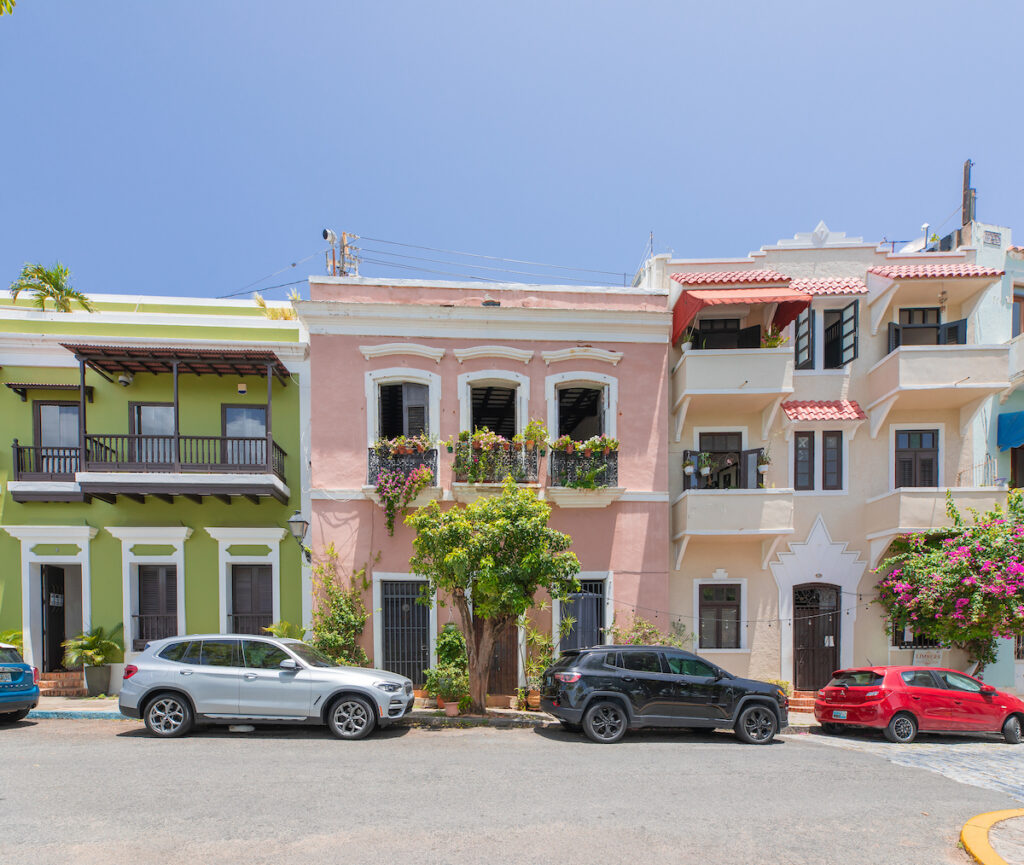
[218,278,308,299]
[218,247,327,299]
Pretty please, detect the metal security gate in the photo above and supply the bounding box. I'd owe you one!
[381,581,430,685]
[560,580,606,650]
[793,584,840,691]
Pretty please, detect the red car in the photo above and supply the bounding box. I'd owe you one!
[813,666,1024,744]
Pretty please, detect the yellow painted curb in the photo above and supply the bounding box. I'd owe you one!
[961,809,1024,865]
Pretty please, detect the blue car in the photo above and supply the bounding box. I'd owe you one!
[0,642,39,723]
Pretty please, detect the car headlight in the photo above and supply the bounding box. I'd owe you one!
[375,681,403,693]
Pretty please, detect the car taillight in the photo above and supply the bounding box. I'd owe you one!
[123,664,138,680]
[554,672,581,684]
[866,688,888,699]
[817,689,825,697]
[33,667,39,684]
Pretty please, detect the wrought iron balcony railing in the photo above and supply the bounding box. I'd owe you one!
[549,450,618,488]
[366,448,439,485]
[452,442,539,484]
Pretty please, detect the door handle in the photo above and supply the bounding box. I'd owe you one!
[244,674,258,680]
[621,676,635,682]
[179,670,192,676]
[954,700,963,705]
[911,695,921,700]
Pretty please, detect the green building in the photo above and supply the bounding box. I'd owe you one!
[0,293,310,689]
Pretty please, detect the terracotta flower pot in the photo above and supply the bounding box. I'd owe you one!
[566,444,574,454]
[527,690,541,711]
[444,702,460,717]
[603,448,611,455]
[583,449,592,457]
[525,440,535,450]
[473,441,482,450]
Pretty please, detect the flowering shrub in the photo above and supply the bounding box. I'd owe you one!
[375,464,435,535]
[876,490,1024,671]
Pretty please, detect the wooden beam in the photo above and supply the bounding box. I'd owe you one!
[243,493,260,504]
[213,493,231,504]
[151,493,173,503]
[182,493,202,504]
[123,493,145,503]
[92,493,117,504]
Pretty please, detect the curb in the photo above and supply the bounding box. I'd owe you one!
[29,710,132,720]
[961,809,1024,865]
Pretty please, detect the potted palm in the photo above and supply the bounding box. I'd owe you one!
[61,625,123,696]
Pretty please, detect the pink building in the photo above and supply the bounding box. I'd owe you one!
[297,278,670,695]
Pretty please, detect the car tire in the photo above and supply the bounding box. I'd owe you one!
[884,712,917,744]
[821,722,845,735]
[327,695,377,740]
[143,693,194,738]
[0,709,30,724]
[582,700,628,744]
[558,720,581,733]
[734,704,778,745]
[1003,715,1022,745]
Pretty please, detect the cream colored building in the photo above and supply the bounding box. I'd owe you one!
[636,223,1010,694]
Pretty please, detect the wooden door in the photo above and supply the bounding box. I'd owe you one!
[475,616,518,695]
[41,565,66,672]
[231,565,273,634]
[793,584,839,691]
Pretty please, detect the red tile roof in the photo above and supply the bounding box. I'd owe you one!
[789,277,868,296]
[782,400,867,422]
[867,263,1003,280]
[670,269,790,286]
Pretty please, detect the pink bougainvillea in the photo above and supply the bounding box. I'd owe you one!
[376,464,435,535]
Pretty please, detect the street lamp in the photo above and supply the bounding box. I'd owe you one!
[287,511,311,562]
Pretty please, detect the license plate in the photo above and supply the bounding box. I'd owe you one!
[0,673,11,683]
[832,710,847,720]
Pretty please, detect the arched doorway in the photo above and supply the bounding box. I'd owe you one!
[793,584,840,691]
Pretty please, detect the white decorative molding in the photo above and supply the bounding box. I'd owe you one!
[694,576,748,651]
[359,343,445,363]
[107,526,193,655]
[457,369,530,434]
[360,485,442,507]
[364,367,442,448]
[550,571,614,654]
[546,487,626,509]
[372,572,438,671]
[1,525,99,669]
[205,527,288,632]
[453,345,534,365]
[541,347,623,366]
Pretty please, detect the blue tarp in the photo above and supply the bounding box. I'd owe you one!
[997,411,1024,451]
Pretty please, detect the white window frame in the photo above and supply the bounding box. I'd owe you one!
[364,367,441,448]
[691,426,749,451]
[789,428,850,495]
[204,527,287,632]
[693,576,748,652]
[550,571,614,654]
[545,371,618,440]
[372,571,438,671]
[457,369,530,435]
[888,422,945,491]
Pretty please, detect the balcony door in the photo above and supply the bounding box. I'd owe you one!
[136,565,178,650]
[888,308,966,351]
[34,401,80,476]
[230,565,273,635]
[685,433,761,490]
[379,383,428,438]
[471,385,516,438]
[222,405,267,467]
[130,403,175,465]
[895,429,938,488]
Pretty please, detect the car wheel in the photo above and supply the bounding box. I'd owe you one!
[1003,715,1022,745]
[821,722,845,735]
[144,693,193,738]
[582,700,628,744]
[327,696,377,740]
[734,704,778,744]
[884,712,917,744]
[558,720,581,733]
[0,709,30,724]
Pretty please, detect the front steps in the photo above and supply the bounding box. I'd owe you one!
[789,690,817,713]
[38,670,87,698]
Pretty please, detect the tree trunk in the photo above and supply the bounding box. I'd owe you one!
[451,593,498,715]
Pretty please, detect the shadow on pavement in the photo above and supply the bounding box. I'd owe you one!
[531,725,786,745]
[115,723,412,741]
[0,720,39,731]
[807,726,1005,746]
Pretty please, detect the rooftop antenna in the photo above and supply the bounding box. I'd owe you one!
[962,159,976,226]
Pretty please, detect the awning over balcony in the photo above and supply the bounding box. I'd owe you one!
[998,411,1024,451]
[670,285,811,343]
[60,344,290,383]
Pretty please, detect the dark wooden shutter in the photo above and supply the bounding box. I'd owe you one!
[741,448,761,489]
[403,384,428,436]
[822,431,842,490]
[378,384,404,438]
[888,321,902,353]
[839,300,858,366]
[682,449,700,490]
[916,451,937,487]
[794,308,815,370]
[139,566,162,616]
[794,432,814,490]
[256,567,272,615]
[232,567,254,614]
[737,324,761,349]
[938,318,967,345]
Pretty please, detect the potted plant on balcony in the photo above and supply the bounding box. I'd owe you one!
[698,452,714,477]
[682,458,695,476]
[552,434,575,454]
[679,328,697,352]
[523,418,548,452]
[61,625,123,697]
[757,448,771,475]
[761,326,788,348]
[598,435,618,455]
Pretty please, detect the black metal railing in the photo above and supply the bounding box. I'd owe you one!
[1016,634,1024,662]
[452,442,539,484]
[12,441,79,480]
[229,613,273,635]
[891,621,942,650]
[366,448,438,485]
[550,450,618,488]
[13,435,287,482]
[132,614,178,651]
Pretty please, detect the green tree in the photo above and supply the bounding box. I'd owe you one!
[309,544,370,666]
[0,1,14,16]
[407,476,580,713]
[10,262,95,312]
[876,490,1024,673]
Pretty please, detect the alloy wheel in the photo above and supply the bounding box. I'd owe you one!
[148,698,185,734]
[333,699,371,737]
[743,707,775,742]
[892,715,915,741]
[589,705,624,741]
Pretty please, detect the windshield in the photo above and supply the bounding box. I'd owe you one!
[0,648,22,664]
[287,642,337,668]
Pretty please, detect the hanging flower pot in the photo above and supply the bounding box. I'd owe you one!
[700,466,711,477]
[684,465,695,476]
[446,444,454,453]
[758,463,770,475]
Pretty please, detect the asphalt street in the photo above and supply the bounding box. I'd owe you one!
[0,719,1017,865]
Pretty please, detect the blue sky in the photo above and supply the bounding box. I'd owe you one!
[1,2,1021,298]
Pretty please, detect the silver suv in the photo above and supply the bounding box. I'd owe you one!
[119,634,413,739]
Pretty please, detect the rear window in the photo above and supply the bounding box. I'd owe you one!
[549,653,579,671]
[158,641,192,663]
[0,648,22,664]
[827,671,882,688]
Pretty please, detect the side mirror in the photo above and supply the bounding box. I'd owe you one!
[980,683,996,694]
[279,658,299,671]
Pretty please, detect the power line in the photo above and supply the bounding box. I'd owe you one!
[359,256,492,282]
[217,278,307,299]
[218,247,327,299]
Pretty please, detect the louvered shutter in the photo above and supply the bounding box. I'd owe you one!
[139,566,162,616]
[255,566,273,615]
[895,455,915,488]
[403,383,428,436]
[794,308,815,370]
[917,452,936,487]
[888,322,902,353]
[233,566,254,614]
[737,324,761,349]
[682,449,700,490]
[165,567,177,616]
[741,448,761,489]
[839,300,859,366]
[938,318,967,345]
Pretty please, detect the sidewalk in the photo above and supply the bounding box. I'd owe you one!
[28,696,818,733]
[962,809,1024,865]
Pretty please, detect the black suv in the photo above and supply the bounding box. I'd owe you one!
[540,645,789,744]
